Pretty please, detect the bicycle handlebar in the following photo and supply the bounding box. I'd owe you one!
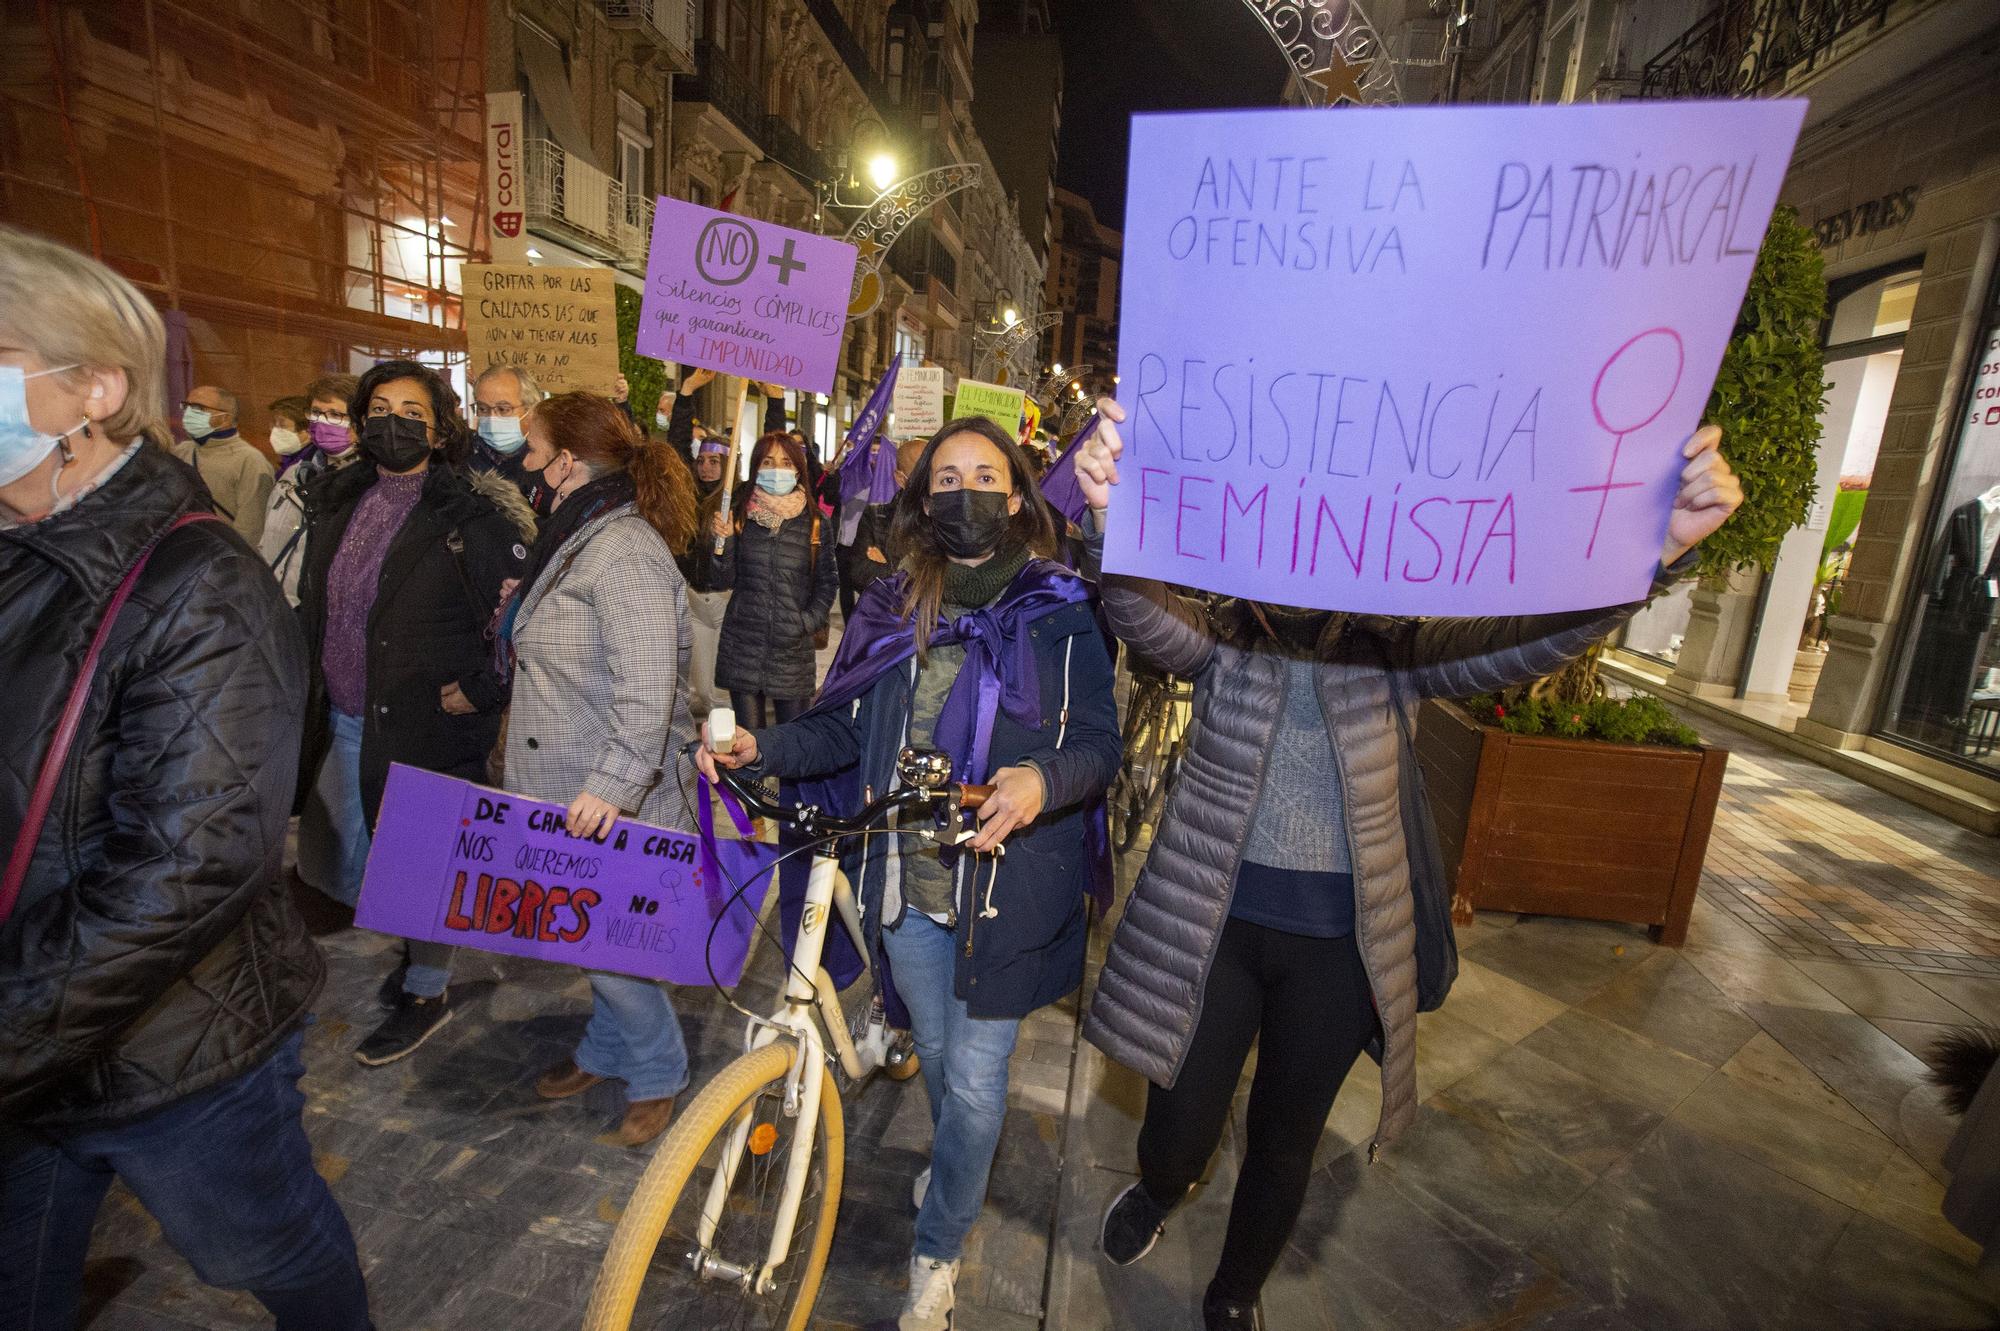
[697,746,992,840]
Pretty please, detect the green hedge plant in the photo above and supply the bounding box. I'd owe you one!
[615,286,671,429]
[1462,692,1701,749]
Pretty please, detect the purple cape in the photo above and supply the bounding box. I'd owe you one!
[778,558,1113,990]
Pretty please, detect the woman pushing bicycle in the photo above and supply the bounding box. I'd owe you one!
[1067,398,1744,1331]
[696,414,1122,1331]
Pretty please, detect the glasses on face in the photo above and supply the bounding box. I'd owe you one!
[308,409,350,426]
[475,401,522,418]
[182,399,224,414]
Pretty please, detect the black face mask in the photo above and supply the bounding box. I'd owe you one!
[359,414,433,472]
[928,488,1013,559]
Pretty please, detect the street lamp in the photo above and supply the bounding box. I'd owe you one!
[1003,306,1019,327]
[867,152,899,191]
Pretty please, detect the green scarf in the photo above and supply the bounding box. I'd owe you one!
[942,541,1030,610]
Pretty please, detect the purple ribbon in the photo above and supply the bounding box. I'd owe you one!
[1037,412,1100,527]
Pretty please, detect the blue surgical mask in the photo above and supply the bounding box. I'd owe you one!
[0,363,84,488]
[756,467,798,496]
[478,416,526,454]
[181,405,215,440]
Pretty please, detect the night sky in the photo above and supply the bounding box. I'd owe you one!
[1050,0,1293,227]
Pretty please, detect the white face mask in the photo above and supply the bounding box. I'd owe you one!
[0,363,85,489]
[270,426,307,456]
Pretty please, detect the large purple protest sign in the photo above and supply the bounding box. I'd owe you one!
[1106,102,1806,615]
[636,198,859,395]
[356,764,782,986]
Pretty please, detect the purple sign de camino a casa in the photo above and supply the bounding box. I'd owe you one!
[1106,101,1807,616]
[636,197,859,395]
[355,765,780,986]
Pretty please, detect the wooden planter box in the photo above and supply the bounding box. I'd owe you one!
[1415,699,1729,947]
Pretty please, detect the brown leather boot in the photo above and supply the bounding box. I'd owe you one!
[535,1059,607,1100]
[616,1095,676,1147]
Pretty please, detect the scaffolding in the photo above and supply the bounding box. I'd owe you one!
[0,0,487,423]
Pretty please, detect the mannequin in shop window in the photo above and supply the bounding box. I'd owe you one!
[1906,483,2000,746]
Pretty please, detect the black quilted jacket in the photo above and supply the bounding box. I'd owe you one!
[1079,525,1688,1151]
[0,443,322,1128]
[711,500,838,701]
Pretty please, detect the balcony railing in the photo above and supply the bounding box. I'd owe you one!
[1638,0,1893,99]
[678,41,764,146]
[523,138,630,260]
[601,0,697,71]
[618,193,655,269]
[760,115,827,187]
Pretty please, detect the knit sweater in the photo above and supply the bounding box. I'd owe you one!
[321,467,426,715]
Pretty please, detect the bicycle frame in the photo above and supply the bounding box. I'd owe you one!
[691,843,875,1295]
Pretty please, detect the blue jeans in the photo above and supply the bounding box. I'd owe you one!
[573,973,692,1103]
[0,1032,371,1331]
[297,707,452,998]
[882,913,1021,1262]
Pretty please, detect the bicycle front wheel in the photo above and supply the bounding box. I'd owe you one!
[584,1040,844,1331]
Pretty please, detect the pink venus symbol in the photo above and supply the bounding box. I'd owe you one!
[1572,328,1685,559]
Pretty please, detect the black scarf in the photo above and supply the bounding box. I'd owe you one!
[495,471,637,684]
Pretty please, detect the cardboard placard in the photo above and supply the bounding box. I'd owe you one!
[462,262,620,396]
[893,366,947,437]
[1106,101,1806,615]
[355,765,780,986]
[636,198,859,395]
[952,379,1028,433]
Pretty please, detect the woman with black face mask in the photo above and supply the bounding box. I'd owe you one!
[293,359,533,1068]
[695,416,1122,1331]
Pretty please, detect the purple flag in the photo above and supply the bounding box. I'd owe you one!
[1037,412,1099,527]
[838,361,902,546]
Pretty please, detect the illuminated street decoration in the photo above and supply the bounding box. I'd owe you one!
[843,164,982,320]
[1240,0,1403,106]
[973,310,1062,387]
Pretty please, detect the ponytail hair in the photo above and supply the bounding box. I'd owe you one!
[527,391,698,555]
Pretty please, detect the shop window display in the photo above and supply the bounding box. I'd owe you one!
[1883,272,2000,765]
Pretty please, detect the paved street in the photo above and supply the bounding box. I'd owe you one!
[80,716,2000,1331]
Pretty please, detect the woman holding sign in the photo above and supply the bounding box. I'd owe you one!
[498,391,702,1148]
[1069,399,1741,1331]
[696,417,1121,1331]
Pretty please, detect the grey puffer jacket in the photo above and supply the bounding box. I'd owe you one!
[1081,527,1688,1152]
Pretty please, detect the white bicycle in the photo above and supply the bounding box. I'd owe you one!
[582,746,992,1331]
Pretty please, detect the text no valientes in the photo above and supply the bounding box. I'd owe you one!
[1106,101,1806,616]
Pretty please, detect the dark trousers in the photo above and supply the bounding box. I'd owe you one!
[730,691,806,730]
[0,1031,372,1330]
[1137,916,1377,1303]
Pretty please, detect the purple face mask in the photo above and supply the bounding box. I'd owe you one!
[309,420,353,454]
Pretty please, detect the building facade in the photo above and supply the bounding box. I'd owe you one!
[1044,186,1121,401]
[1,0,485,447]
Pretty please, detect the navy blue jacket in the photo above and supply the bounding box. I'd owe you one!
[754,592,1121,1019]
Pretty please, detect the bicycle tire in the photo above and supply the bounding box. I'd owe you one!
[583,1040,844,1331]
[1115,686,1168,855]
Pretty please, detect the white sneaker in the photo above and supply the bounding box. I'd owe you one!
[898,1253,958,1330]
[913,1164,931,1211]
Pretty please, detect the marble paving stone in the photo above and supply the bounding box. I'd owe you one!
[1376,1101,1597,1247]
[1913,968,2000,1026]
[1860,1148,1987,1263]
[1868,1015,1959,1065]
[1316,1054,1384,1163]
[1742,1003,1947,1166]
[1678,943,1848,1013]
[1716,1031,1877,1134]
[1452,917,1647,1006]
[1411,1005,1515,1100]
[1516,1009,1714,1116]
[1434,958,1570,1044]
[1543,1120,1853,1331]
[1792,958,1978,1023]
[1667,1068,1892,1208]
[1433,1044,1661,1175]
[1791,1212,2000,1330]
[1577,951,1760,1066]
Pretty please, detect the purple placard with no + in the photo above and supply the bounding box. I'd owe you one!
[636,197,858,396]
[355,764,779,986]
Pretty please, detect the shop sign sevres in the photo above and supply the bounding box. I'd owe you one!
[487,91,528,264]
[1812,187,1920,249]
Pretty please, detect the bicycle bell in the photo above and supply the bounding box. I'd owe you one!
[898,745,955,792]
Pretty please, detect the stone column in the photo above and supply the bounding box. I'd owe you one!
[1668,568,1763,697]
